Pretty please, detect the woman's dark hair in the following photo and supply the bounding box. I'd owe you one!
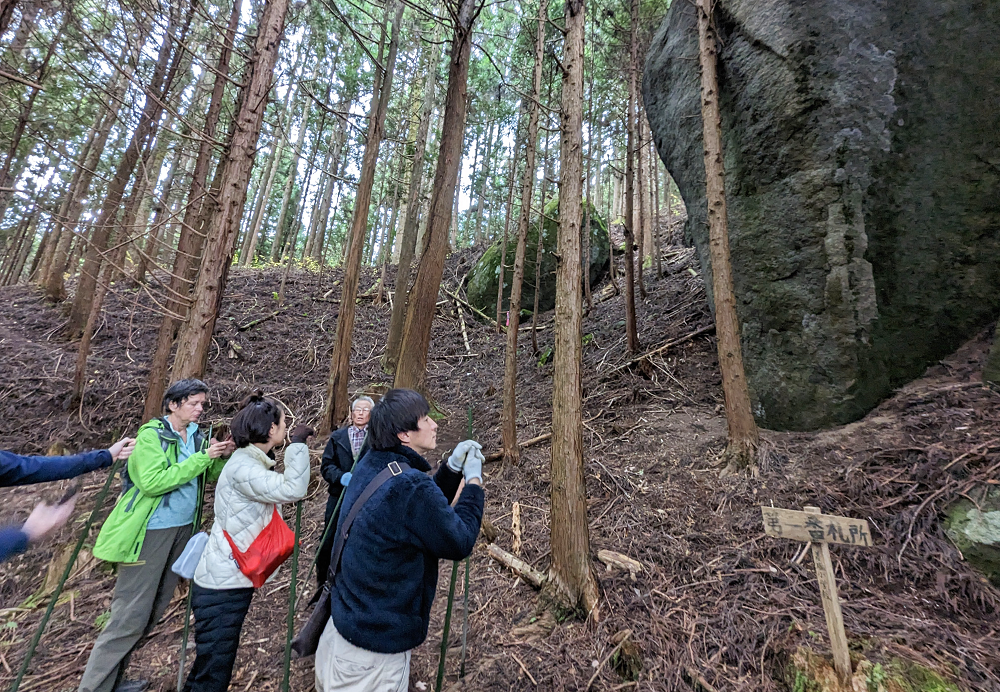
[162,378,210,414]
[230,391,283,448]
[368,389,428,450]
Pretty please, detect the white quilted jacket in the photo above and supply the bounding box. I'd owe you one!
[193,442,310,590]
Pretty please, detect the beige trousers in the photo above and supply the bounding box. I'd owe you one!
[315,621,411,692]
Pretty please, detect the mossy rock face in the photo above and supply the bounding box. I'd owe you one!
[465,198,609,316]
[944,488,1000,586]
[644,0,1000,430]
[784,648,961,692]
[985,325,1000,387]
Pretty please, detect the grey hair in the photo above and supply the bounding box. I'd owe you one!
[352,395,375,411]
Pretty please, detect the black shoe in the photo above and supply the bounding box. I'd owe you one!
[116,680,149,692]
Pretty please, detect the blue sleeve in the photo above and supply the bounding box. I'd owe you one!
[433,465,464,504]
[409,477,484,561]
[0,526,29,562]
[0,449,113,487]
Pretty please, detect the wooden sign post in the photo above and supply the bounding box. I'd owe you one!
[761,505,874,683]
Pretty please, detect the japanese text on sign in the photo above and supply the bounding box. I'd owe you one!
[760,507,873,547]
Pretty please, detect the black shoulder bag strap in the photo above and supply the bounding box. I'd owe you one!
[328,460,410,579]
[291,460,409,659]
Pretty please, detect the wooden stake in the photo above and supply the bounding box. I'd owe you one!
[804,506,851,683]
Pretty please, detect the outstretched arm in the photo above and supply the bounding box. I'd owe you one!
[231,442,311,504]
[0,448,113,487]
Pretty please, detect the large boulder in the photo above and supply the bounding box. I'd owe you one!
[945,489,1000,586]
[643,0,1000,430]
[986,326,1000,388]
[466,198,609,315]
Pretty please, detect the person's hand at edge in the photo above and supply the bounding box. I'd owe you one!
[447,440,483,473]
[341,472,352,487]
[108,436,136,461]
[22,497,77,543]
[290,424,315,445]
[207,440,232,459]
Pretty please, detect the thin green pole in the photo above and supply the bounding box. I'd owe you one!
[459,404,473,678]
[301,457,359,593]
[11,459,122,692]
[281,500,303,692]
[459,556,470,678]
[435,562,459,692]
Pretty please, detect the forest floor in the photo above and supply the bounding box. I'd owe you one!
[0,231,998,692]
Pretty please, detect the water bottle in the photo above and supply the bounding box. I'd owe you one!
[171,531,209,579]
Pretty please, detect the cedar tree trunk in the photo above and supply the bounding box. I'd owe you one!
[696,0,760,471]
[548,0,599,618]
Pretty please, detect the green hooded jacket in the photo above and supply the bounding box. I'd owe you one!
[93,418,226,563]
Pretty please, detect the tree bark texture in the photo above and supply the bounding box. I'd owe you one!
[143,0,242,421]
[501,0,546,467]
[549,0,599,619]
[383,36,443,373]
[622,0,641,353]
[36,103,107,291]
[271,97,311,262]
[393,0,481,393]
[495,118,523,329]
[322,0,403,432]
[636,106,647,298]
[169,0,291,380]
[696,0,760,469]
[66,7,188,335]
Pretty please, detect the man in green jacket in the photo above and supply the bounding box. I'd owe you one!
[79,379,234,692]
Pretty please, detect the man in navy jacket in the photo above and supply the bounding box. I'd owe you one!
[1,438,135,562]
[315,388,485,691]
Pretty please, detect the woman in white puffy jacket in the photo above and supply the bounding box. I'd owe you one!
[182,393,312,692]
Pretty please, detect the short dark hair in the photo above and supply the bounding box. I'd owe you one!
[163,378,209,414]
[368,389,429,450]
[230,391,284,448]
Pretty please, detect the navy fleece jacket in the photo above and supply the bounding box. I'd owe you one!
[0,448,113,562]
[330,444,484,653]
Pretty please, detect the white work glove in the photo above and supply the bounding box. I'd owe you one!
[463,448,485,483]
[446,440,482,473]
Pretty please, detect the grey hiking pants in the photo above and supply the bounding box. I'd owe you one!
[78,524,191,692]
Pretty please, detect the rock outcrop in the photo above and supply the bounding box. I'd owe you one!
[643,0,1000,430]
[466,198,609,315]
[945,489,1000,587]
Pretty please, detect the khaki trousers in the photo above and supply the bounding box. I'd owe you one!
[78,525,191,692]
[315,621,411,692]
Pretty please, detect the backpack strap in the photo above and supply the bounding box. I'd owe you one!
[328,461,410,583]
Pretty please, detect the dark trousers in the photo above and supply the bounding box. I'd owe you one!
[182,584,254,692]
[315,493,342,588]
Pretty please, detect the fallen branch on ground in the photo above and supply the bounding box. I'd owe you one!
[237,309,285,331]
[484,432,552,462]
[443,286,502,330]
[487,544,546,589]
[585,630,633,691]
[605,324,715,376]
[597,550,643,581]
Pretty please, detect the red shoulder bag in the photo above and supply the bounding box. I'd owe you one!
[223,506,296,588]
